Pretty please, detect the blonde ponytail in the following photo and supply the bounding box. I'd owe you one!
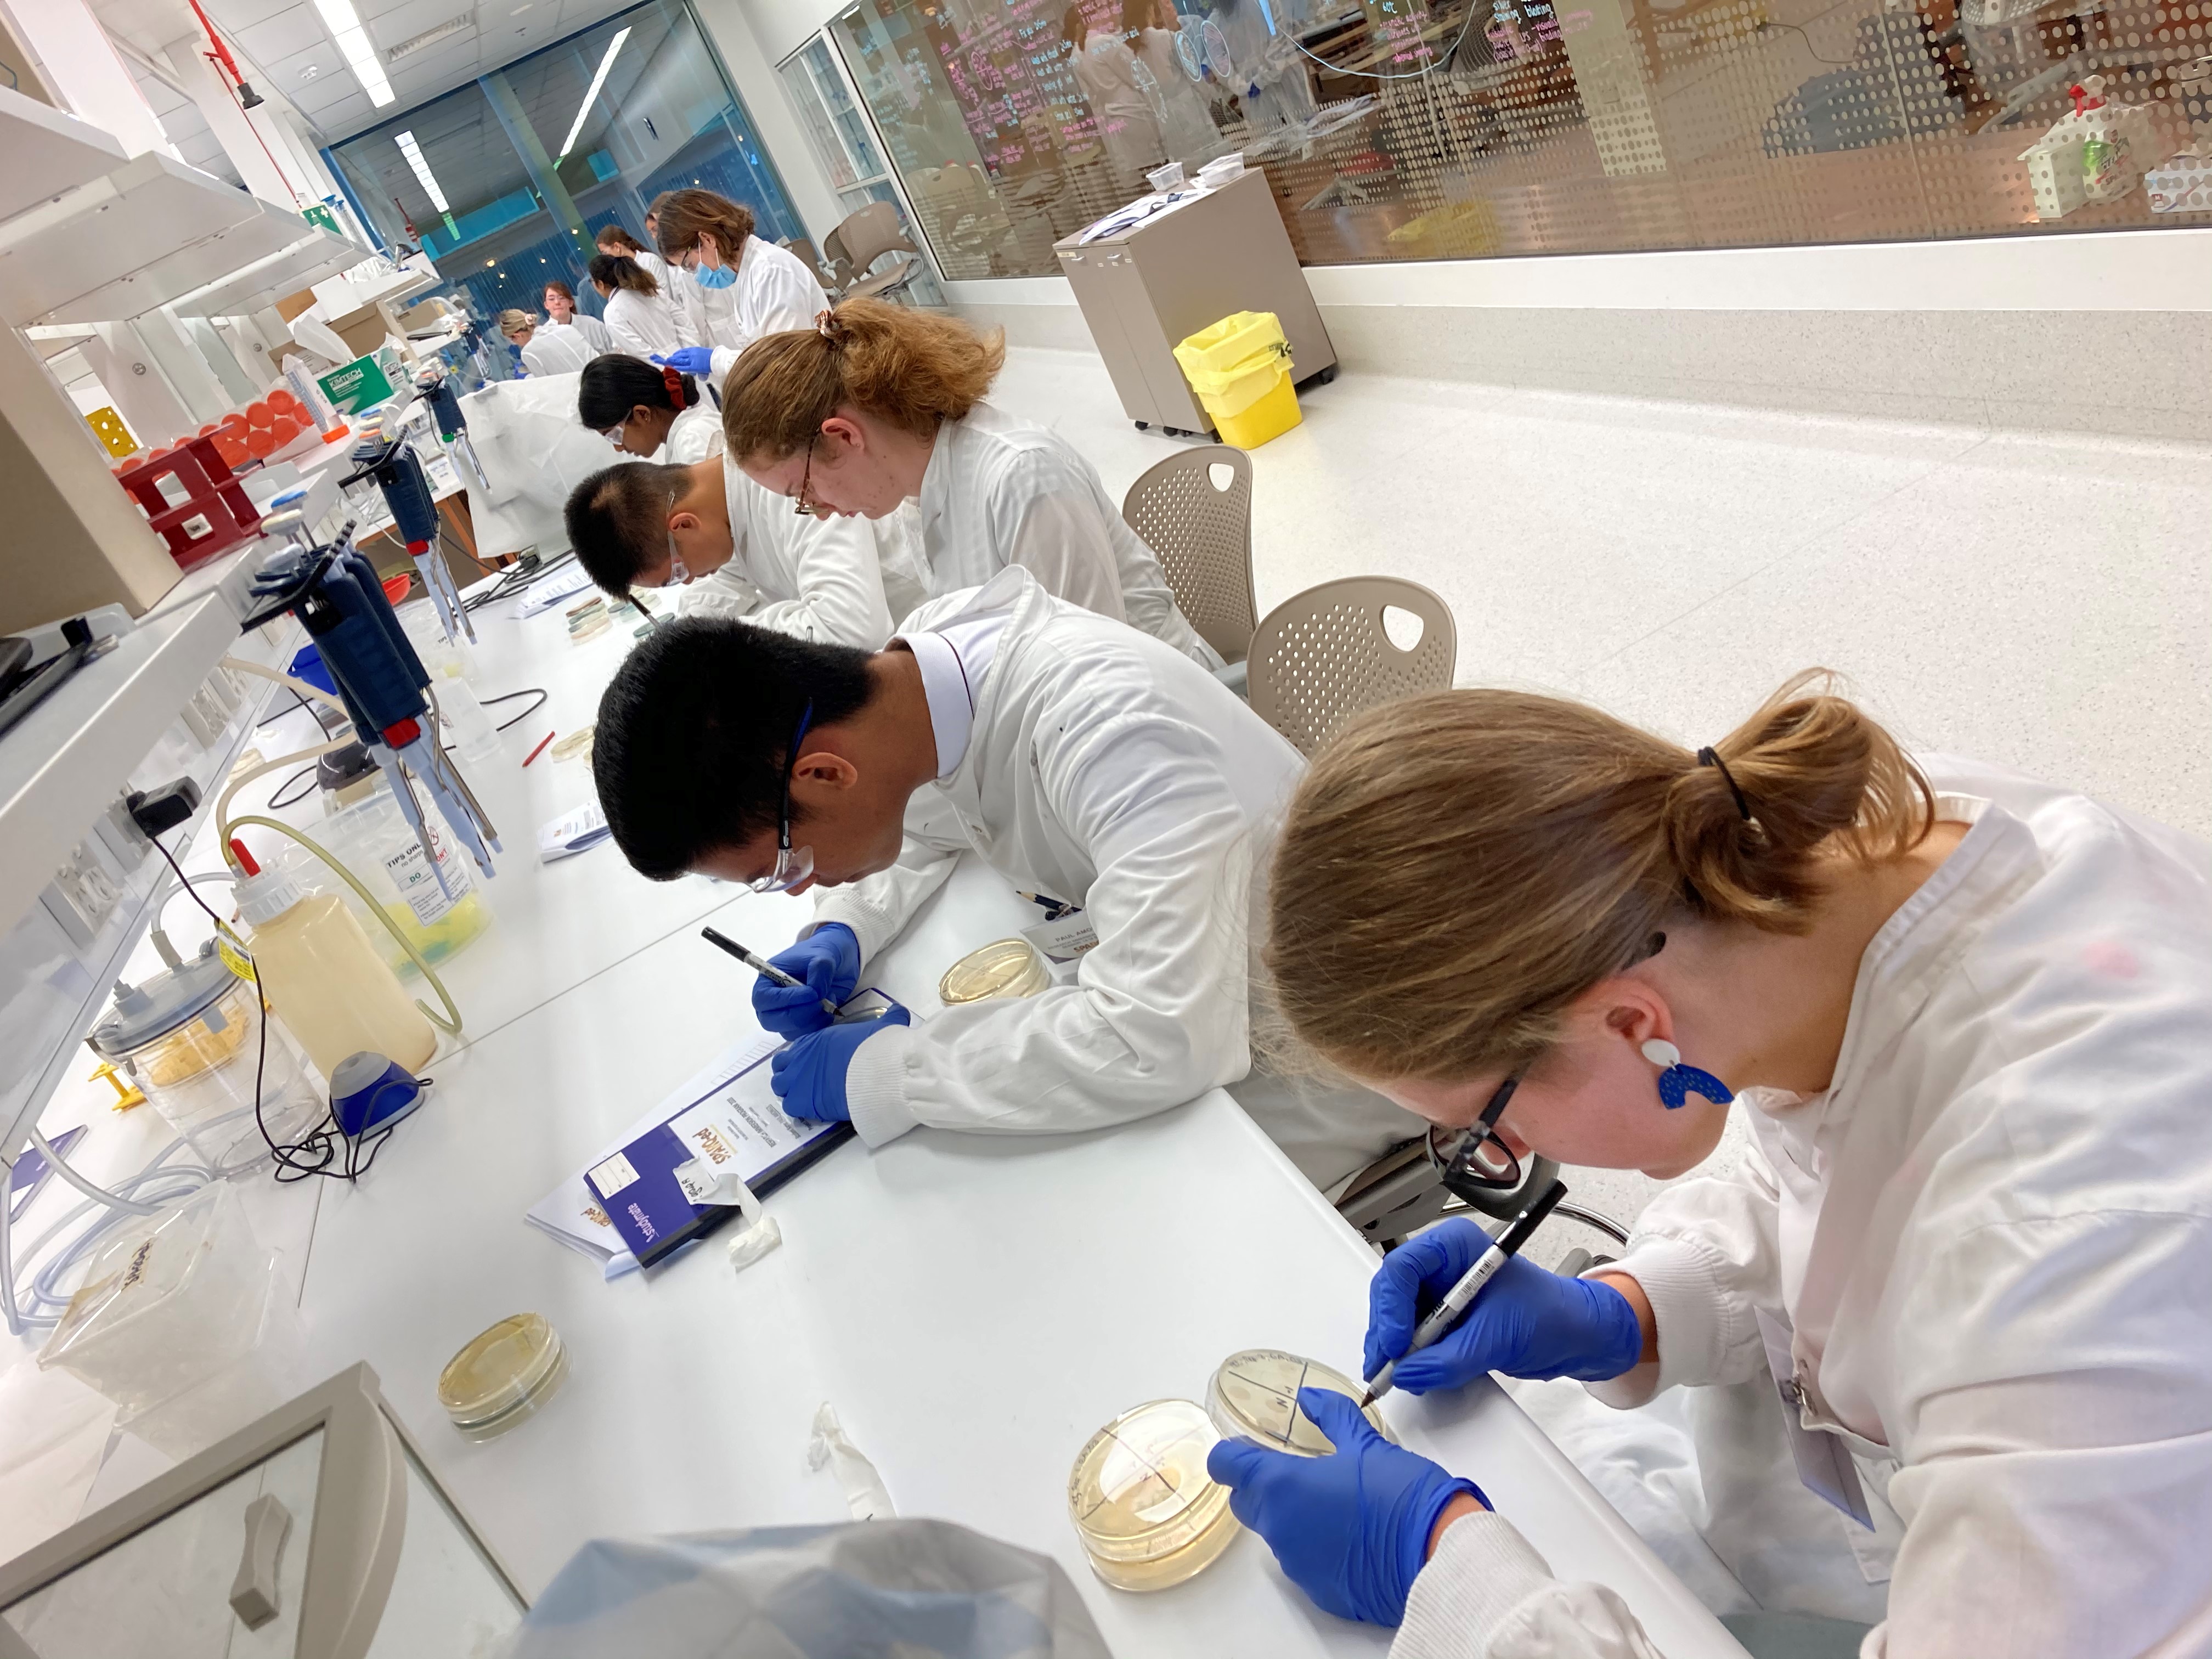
[1263,672,1933,1082]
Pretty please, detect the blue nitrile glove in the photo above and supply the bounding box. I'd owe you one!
[770,1006,910,1122]
[1206,1388,1483,1627]
[753,924,861,1038]
[1365,1220,1645,1392]
[651,347,717,376]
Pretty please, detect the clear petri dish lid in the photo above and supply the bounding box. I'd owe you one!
[438,1313,567,1440]
[938,938,1048,1005]
[1207,1349,1396,1457]
[1068,1398,1236,1580]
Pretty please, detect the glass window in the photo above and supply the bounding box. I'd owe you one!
[829,0,2212,272]
[331,0,808,331]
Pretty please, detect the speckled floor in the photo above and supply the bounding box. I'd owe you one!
[986,344,2212,1235]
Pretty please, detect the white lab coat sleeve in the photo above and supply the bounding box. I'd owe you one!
[837,709,1254,1146]
[678,562,764,620]
[1392,1512,1667,1659]
[1866,1207,2212,1658]
[809,791,970,964]
[992,454,1131,623]
[739,509,896,648]
[748,241,828,338]
[1584,1130,1788,1409]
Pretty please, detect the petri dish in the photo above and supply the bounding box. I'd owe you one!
[1068,1399,1240,1591]
[938,938,1049,1005]
[1207,1349,1395,1456]
[438,1313,567,1441]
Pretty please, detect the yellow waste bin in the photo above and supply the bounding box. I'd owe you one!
[1173,311,1302,450]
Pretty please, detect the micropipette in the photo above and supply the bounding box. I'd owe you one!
[701,927,841,1019]
[1360,1178,1568,1407]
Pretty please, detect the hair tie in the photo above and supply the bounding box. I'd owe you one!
[662,363,686,403]
[1697,747,1754,822]
[815,308,844,345]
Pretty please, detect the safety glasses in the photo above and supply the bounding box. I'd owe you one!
[748,701,815,894]
[791,435,820,518]
[1432,1070,1525,1199]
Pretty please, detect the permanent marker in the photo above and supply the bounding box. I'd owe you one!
[1361,1178,1568,1407]
[701,926,840,1019]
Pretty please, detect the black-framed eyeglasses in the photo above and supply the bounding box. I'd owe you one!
[749,701,815,894]
[791,435,820,517]
[1431,1070,1525,1199]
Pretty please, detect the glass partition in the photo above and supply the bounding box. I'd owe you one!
[331,0,806,325]
[829,0,2212,272]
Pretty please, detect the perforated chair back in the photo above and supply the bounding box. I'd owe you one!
[1247,576,1457,757]
[1120,445,1257,664]
[830,201,922,303]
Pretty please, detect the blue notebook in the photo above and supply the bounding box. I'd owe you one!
[582,997,890,1268]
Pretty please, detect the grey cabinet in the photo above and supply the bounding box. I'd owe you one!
[1055,168,1335,434]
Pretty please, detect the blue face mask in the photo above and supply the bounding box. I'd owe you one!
[693,261,737,290]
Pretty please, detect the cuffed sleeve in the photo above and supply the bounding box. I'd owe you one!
[842,1023,921,1148]
[1392,1513,1666,1659]
[728,476,897,650]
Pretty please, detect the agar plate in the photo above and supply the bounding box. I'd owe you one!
[938,938,1048,1005]
[1207,1348,1395,1455]
[438,1312,567,1441]
[1067,1399,1240,1590]
[551,725,595,762]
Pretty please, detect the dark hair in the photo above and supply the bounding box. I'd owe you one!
[1062,4,1087,45]
[577,354,699,430]
[593,617,878,880]
[651,188,755,263]
[563,460,691,597]
[587,252,659,296]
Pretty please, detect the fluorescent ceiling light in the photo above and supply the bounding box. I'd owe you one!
[556,27,630,161]
[395,130,449,212]
[311,0,396,105]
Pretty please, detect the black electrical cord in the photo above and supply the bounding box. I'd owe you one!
[148,832,410,1186]
[463,550,578,613]
[255,685,317,730]
[482,687,549,731]
[267,765,320,811]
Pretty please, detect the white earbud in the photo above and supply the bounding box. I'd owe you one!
[1640,1039,1681,1069]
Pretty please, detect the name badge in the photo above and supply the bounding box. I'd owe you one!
[1022,910,1099,963]
[1755,1307,1874,1529]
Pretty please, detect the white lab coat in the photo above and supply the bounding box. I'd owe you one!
[677,453,893,649]
[661,402,724,466]
[1391,756,2212,1659]
[1072,30,1166,191]
[813,566,1421,1186]
[519,326,597,377]
[601,285,684,362]
[548,312,614,353]
[1136,25,1222,161]
[684,237,830,384]
[913,399,1221,670]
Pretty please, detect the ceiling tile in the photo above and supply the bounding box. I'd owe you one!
[206,0,309,33]
[371,0,476,50]
[267,43,338,89]
[236,4,329,64]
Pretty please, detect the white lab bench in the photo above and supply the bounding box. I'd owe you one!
[12,571,1746,1658]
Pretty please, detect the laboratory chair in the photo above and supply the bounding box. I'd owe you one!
[823,202,926,304]
[780,236,830,288]
[1121,445,1259,694]
[1246,575,1457,757]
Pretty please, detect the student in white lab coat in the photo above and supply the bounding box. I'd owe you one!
[589,564,1420,1187]
[1064,4,1166,194]
[500,310,597,377]
[541,280,614,353]
[565,453,894,648]
[587,253,685,363]
[1210,675,2212,1658]
[1132,0,1223,162]
[723,300,1221,669]
[647,189,827,387]
[596,222,687,324]
[576,354,723,465]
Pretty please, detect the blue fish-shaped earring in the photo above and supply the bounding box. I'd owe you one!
[1640,1039,1734,1109]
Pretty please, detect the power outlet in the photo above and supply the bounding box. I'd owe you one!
[40,839,126,949]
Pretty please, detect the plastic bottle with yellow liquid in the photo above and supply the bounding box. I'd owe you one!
[231,840,436,1076]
